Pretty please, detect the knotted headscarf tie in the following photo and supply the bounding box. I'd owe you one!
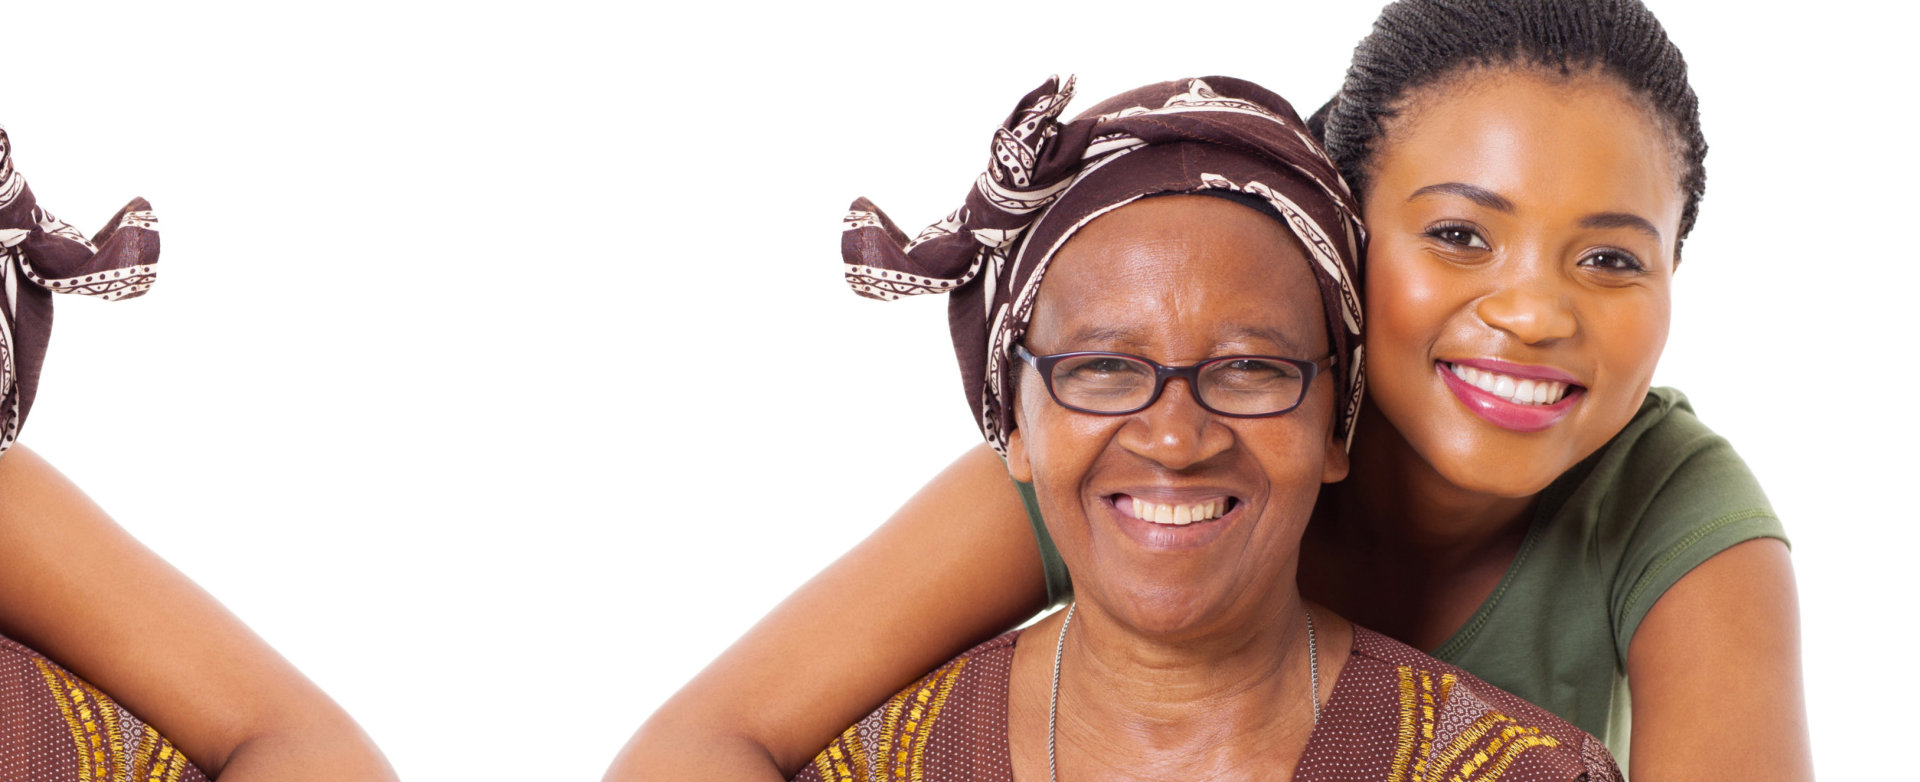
[0,126,160,456]
[843,76,1365,456]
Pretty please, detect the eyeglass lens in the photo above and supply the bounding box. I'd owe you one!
[1047,354,1307,415]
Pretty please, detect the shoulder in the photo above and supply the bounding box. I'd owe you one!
[0,632,208,781]
[1551,387,1776,531]
[1326,628,1621,781]
[794,631,1021,782]
[1545,388,1788,655]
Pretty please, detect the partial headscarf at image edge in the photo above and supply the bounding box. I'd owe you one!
[0,126,161,456]
[841,76,1366,457]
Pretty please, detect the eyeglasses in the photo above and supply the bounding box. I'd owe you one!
[1014,344,1334,418]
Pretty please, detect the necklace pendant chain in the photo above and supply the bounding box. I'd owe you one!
[1047,603,1321,782]
[1306,608,1321,722]
[1047,603,1073,782]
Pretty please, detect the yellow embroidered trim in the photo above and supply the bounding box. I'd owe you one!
[1390,667,1418,781]
[131,725,159,776]
[878,678,906,778]
[1433,713,1504,772]
[908,660,966,782]
[804,657,970,782]
[97,676,127,781]
[30,656,196,782]
[1388,666,1459,782]
[1452,726,1559,781]
[1419,694,1562,782]
[164,744,190,782]
[34,658,103,781]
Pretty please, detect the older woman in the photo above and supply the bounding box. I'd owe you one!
[795,76,1615,782]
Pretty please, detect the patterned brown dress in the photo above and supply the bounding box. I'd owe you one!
[0,634,206,782]
[796,626,1618,782]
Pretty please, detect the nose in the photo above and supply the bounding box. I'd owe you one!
[1115,376,1233,470]
[1474,265,1578,344]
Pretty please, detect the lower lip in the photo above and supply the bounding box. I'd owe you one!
[1436,363,1583,433]
[1104,498,1238,551]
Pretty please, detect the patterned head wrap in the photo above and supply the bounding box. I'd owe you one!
[0,126,160,456]
[842,76,1365,456]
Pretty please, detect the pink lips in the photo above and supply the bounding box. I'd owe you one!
[1436,359,1585,433]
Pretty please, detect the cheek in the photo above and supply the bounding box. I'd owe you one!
[1013,391,1109,485]
[1364,241,1461,368]
[1591,288,1671,397]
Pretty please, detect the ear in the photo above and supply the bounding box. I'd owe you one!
[1320,428,1350,485]
[1006,426,1034,483]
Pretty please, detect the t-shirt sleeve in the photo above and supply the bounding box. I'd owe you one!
[1607,395,1787,664]
[1015,479,1074,607]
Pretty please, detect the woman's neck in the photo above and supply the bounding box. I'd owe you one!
[1008,597,1351,782]
[1332,402,1538,555]
[1300,401,1537,650]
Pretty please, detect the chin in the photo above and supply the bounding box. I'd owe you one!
[1420,416,1630,499]
[1094,579,1251,640]
[1432,454,1563,498]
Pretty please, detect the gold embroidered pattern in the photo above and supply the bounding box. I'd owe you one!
[1388,666,1453,782]
[1452,724,1560,782]
[35,657,109,781]
[1390,666,1419,778]
[806,658,970,782]
[1385,664,1556,782]
[31,657,197,782]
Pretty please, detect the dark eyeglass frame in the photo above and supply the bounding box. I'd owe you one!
[1013,344,1336,418]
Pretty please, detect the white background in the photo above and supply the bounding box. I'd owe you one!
[6,1,1913,779]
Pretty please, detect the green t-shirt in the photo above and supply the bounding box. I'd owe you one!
[1016,387,1786,754]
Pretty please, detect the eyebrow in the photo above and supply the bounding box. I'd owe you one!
[1057,325,1142,347]
[1411,182,1663,241]
[1408,182,1514,212]
[1579,211,1663,240]
[1053,324,1316,357]
[1225,325,1315,356]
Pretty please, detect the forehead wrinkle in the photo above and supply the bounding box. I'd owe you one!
[1052,324,1146,350]
[1225,324,1319,358]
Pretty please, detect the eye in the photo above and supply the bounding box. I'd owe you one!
[1057,355,1150,384]
[1425,222,1490,250]
[1217,358,1300,379]
[1578,249,1647,273]
[1079,357,1139,376]
[1205,358,1305,389]
[1052,354,1153,401]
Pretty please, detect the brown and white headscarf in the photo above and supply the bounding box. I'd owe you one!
[842,76,1365,456]
[0,126,160,456]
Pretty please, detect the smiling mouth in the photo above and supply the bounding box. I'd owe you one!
[1442,362,1581,406]
[1114,495,1238,526]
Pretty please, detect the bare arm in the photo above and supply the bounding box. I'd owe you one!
[609,443,1049,781]
[0,444,396,781]
[1626,538,1811,781]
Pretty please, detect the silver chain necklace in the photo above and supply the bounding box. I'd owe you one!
[1047,603,1320,782]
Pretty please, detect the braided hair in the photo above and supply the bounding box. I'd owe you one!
[1312,0,1707,255]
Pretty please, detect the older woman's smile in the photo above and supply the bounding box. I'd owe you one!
[1100,490,1248,553]
[1116,494,1234,526]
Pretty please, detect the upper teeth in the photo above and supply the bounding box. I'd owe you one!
[1448,363,1572,406]
[1128,497,1227,526]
